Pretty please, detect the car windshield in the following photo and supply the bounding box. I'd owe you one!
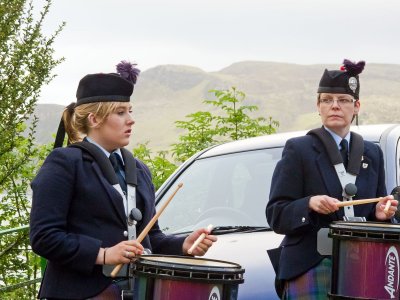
[157,147,283,234]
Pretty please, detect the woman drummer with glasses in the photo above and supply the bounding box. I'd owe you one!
[266,59,397,299]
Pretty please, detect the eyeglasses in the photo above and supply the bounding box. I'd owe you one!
[319,97,355,106]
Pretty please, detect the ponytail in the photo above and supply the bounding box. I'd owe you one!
[62,102,81,144]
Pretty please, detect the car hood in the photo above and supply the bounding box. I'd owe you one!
[200,230,283,300]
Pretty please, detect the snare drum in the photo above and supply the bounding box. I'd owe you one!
[132,255,244,300]
[329,222,400,299]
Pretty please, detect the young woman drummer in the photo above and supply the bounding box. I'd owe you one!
[29,61,217,299]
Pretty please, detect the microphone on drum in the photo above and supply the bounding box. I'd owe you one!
[128,208,142,225]
[343,183,357,199]
[390,186,400,219]
[391,186,400,198]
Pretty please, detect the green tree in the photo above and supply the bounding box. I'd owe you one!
[206,87,279,140]
[133,143,177,190]
[171,87,279,162]
[0,0,63,297]
[171,111,218,163]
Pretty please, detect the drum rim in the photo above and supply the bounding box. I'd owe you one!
[132,254,245,284]
[134,254,244,272]
[329,221,400,242]
[330,221,400,232]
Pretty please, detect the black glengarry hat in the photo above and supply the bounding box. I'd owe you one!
[76,61,140,106]
[54,60,140,148]
[318,59,365,100]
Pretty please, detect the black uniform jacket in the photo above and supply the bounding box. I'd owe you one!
[30,147,185,299]
[266,133,387,280]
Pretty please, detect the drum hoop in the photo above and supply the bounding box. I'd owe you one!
[133,269,244,285]
[132,254,245,284]
[329,221,400,242]
[135,255,243,271]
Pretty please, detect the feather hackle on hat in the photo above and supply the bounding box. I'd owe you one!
[342,59,365,76]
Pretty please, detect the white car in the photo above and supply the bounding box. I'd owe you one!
[155,124,400,299]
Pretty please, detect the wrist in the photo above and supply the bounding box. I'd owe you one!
[182,236,189,254]
[103,247,109,265]
[95,248,104,265]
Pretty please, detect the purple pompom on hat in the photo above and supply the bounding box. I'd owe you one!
[116,60,140,84]
[318,59,365,100]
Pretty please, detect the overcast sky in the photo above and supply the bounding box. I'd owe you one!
[39,0,400,105]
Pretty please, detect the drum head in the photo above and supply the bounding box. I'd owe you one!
[139,255,239,268]
[133,255,244,284]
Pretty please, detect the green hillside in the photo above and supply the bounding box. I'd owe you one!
[34,61,400,151]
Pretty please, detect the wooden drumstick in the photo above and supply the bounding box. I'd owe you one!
[384,200,392,213]
[336,197,383,208]
[187,224,213,255]
[110,183,183,278]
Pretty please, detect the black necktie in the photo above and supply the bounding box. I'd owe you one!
[109,152,127,194]
[340,139,349,169]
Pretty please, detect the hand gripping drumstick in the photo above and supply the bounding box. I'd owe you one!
[336,197,384,208]
[384,200,392,213]
[187,224,213,255]
[110,183,183,278]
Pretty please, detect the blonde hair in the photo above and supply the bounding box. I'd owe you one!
[62,101,124,144]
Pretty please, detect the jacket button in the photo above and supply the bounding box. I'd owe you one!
[123,231,128,237]
[301,217,306,223]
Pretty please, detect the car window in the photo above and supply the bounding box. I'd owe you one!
[157,148,283,234]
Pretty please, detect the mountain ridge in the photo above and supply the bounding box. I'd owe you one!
[34,61,400,151]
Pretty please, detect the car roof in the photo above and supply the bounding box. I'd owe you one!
[199,124,398,159]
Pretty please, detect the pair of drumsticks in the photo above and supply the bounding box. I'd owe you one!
[336,197,392,213]
[110,183,213,277]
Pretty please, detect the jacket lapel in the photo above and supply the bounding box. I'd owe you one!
[313,138,342,197]
[135,168,154,227]
[313,140,346,221]
[91,161,126,225]
[355,147,374,194]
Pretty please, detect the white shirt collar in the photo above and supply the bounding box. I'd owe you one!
[85,137,124,165]
[323,126,351,151]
